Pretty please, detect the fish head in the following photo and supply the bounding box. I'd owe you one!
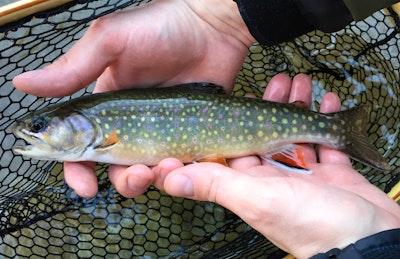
[12,107,98,161]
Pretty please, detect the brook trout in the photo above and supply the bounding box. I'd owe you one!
[12,83,390,171]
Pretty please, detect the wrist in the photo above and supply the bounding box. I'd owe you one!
[183,0,256,48]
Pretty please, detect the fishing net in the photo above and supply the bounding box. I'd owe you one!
[0,0,399,258]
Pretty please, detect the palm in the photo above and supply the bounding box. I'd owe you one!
[234,162,400,257]
[92,1,249,93]
[14,0,250,97]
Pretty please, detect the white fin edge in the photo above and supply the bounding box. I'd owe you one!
[261,157,313,175]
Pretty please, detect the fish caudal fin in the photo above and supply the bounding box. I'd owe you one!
[336,105,390,171]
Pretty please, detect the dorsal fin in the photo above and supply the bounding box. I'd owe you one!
[182,82,227,95]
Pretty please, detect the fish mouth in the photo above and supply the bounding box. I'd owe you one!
[12,127,53,156]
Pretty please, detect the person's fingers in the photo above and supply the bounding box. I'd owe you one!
[64,161,98,198]
[288,74,312,107]
[108,164,154,198]
[263,74,292,103]
[164,162,297,231]
[319,92,341,113]
[228,156,261,172]
[151,158,185,189]
[318,93,352,166]
[164,162,276,206]
[13,15,127,97]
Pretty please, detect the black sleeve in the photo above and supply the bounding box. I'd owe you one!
[234,0,397,46]
[310,229,400,259]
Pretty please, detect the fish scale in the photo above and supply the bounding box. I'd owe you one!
[12,83,390,171]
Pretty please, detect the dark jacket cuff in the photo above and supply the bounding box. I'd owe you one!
[234,0,353,46]
[311,229,400,259]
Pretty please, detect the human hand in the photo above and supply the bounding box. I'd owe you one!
[153,74,400,258]
[13,0,255,197]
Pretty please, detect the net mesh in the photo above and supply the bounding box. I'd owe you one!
[0,0,399,258]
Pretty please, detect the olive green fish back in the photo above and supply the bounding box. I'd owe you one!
[0,1,399,259]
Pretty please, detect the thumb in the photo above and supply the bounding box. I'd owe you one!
[164,163,282,220]
[13,18,125,97]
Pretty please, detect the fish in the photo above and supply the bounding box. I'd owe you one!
[12,83,390,171]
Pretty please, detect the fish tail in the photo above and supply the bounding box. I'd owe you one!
[336,105,390,171]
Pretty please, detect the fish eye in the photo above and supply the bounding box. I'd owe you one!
[30,117,48,133]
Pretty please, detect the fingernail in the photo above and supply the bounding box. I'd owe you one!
[15,69,43,80]
[169,175,194,197]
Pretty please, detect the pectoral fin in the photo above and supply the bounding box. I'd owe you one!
[197,154,228,166]
[94,128,120,151]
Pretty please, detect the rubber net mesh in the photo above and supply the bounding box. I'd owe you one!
[0,0,399,258]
